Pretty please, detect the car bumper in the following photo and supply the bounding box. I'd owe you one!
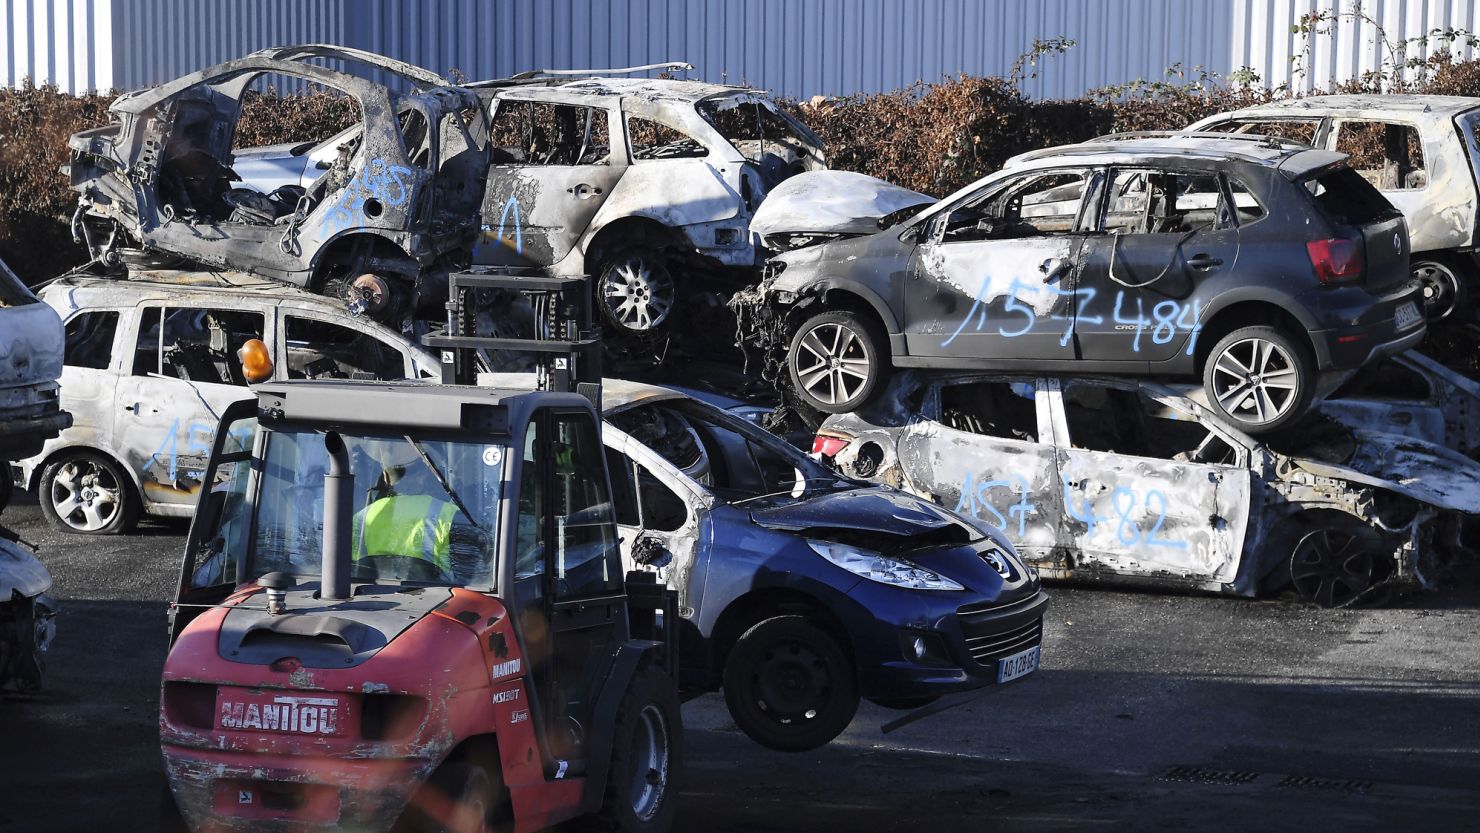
[163,745,430,832]
[1308,281,1427,370]
[842,584,1050,700]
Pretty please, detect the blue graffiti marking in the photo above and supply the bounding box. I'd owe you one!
[954,471,1039,538]
[1061,475,1189,549]
[1144,489,1187,549]
[496,195,523,256]
[148,419,218,483]
[322,158,415,237]
[941,277,1202,353]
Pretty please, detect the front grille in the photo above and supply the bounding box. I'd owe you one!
[957,593,1039,619]
[962,617,1042,666]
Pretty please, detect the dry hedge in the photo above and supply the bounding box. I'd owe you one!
[5,61,1480,284]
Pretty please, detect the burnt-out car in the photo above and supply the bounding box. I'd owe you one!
[0,259,71,474]
[814,371,1480,608]
[485,375,1048,751]
[469,72,825,334]
[1188,95,1480,320]
[735,133,1425,434]
[1319,350,1480,457]
[67,45,489,321]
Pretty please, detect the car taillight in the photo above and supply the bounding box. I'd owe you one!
[1307,238,1364,284]
[812,434,851,457]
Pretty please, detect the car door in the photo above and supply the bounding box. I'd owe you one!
[276,310,424,380]
[50,307,125,462]
[1072,168,1242,365]
[1048,380,1252,587]
[904,169,1097,362]
[603,429,705,615]
[117,304,265,513]
[475,98,625,266]
[894,377,1064,565]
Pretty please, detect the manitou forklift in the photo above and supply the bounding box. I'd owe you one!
[160,271,681,833]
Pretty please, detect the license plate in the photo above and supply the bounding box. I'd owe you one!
[215,688,349,737]
[996,645,1040,683]
[1394,301,1421,330]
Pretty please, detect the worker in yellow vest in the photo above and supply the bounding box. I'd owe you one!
[352,462,457,577]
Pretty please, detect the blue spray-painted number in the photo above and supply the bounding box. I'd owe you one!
[954,471,1039,538]
[1061,474,1188,549]
[322,158,415,237]
[148,418,216,483]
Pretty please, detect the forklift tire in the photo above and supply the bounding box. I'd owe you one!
[722,615,858,752]
[586,661,681,833]
[406,762,497,833]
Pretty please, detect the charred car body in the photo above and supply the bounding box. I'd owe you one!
[1319,350,1480,457]
[14,272,437,535]
[0,260,71,471]
[66,45,489,321]
[466,70,826,334]
[589,378,1047,751]
[815,371,1480,607]
[736,134,1425,434]
[1189,95,1480,320]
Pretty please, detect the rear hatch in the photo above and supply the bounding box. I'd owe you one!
[1298,164,1410,292]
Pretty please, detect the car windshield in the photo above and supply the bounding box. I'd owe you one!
[247,427,504,587]
[611,401,850,507]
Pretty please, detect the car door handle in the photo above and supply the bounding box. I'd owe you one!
[569,183,603,199]
[124,402,139,414]
[1187,254,1223,269]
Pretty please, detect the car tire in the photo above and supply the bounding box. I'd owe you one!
[1202,325,1314,434]
[1412,257,1468,322]
[722,615,858,753]
[596,250,677,334]
[787,310,889,414]
[38,451,140,535]
[585,660,681,833]
[1288,521,1385,609]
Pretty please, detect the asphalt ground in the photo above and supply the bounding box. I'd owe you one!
[2,493,1478,833]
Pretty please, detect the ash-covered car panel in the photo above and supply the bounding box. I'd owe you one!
[819,371,1477,606]
[68,45,489,319]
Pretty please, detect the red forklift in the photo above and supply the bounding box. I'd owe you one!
[160,271,681,832]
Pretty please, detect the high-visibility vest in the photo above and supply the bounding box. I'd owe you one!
[352,496,457,571]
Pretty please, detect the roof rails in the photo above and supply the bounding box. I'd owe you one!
[423,268,602,407]
[468,61,693,88]
[1088,130,1312,150]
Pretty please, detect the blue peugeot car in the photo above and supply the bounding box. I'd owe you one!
[587,378,1049,751]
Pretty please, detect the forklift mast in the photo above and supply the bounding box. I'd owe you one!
[423,267,603,406]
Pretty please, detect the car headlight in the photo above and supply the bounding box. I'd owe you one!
[807,540,964,591]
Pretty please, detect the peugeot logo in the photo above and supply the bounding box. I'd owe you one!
[981,549,1013,579]
[1394,233,1402,254]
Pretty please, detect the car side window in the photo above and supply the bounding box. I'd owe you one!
[942,170,1092,243]
[604,447,641,527]
[1207,119,1319,145]
[284,316,405,380]
[489,101,610,166]
[636,462,687,532]
[1102,170,1232,234]
[1334,121,1426,190]
[1225,176,1266,225]
[63,310,119,370]
[939,381,1038,442]
[1062,384,1235,464]
[627,117,707,160]
[132,306,265,385]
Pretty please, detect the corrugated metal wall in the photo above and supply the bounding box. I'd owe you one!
[4,0,1479,98]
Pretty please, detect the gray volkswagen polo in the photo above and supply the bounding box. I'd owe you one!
[737,133,1425,433]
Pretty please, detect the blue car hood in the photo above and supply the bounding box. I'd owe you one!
[748,487,968,538]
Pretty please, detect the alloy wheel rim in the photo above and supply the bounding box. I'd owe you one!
[602,257,675,331]
[793,322,872,406]
[629,704,671,821]
[1414,262,1459,320]
[1210,337,1299,425]
[1290,528,1376,608]
[50,459,121,532]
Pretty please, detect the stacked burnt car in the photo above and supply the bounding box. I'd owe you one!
[44,47,1480,647]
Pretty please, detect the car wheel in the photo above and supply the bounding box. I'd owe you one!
[868,695,940,711]
[1203,325,1314,434]
[405,762,497,833]
[1413,258,1467,322]
[723,615,858,752]
[1288,523,1384,608]
[597,251,677,334]
[39,451,140,535]
[586,661,681,833]
[787,311,888,414]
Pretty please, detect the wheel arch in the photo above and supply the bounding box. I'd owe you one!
[307,230,413,290]
[583,215,686,276]
[707,586,858,690]
[792,281,900,337]
[28,442,147,504]
[1195,298,1318,373]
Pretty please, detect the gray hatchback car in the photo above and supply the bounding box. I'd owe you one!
[738,133,1425,433]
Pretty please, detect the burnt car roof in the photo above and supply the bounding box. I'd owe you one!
[1008,134,1325,169]
[474,75,757,104]
[1209,93,1480,121]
